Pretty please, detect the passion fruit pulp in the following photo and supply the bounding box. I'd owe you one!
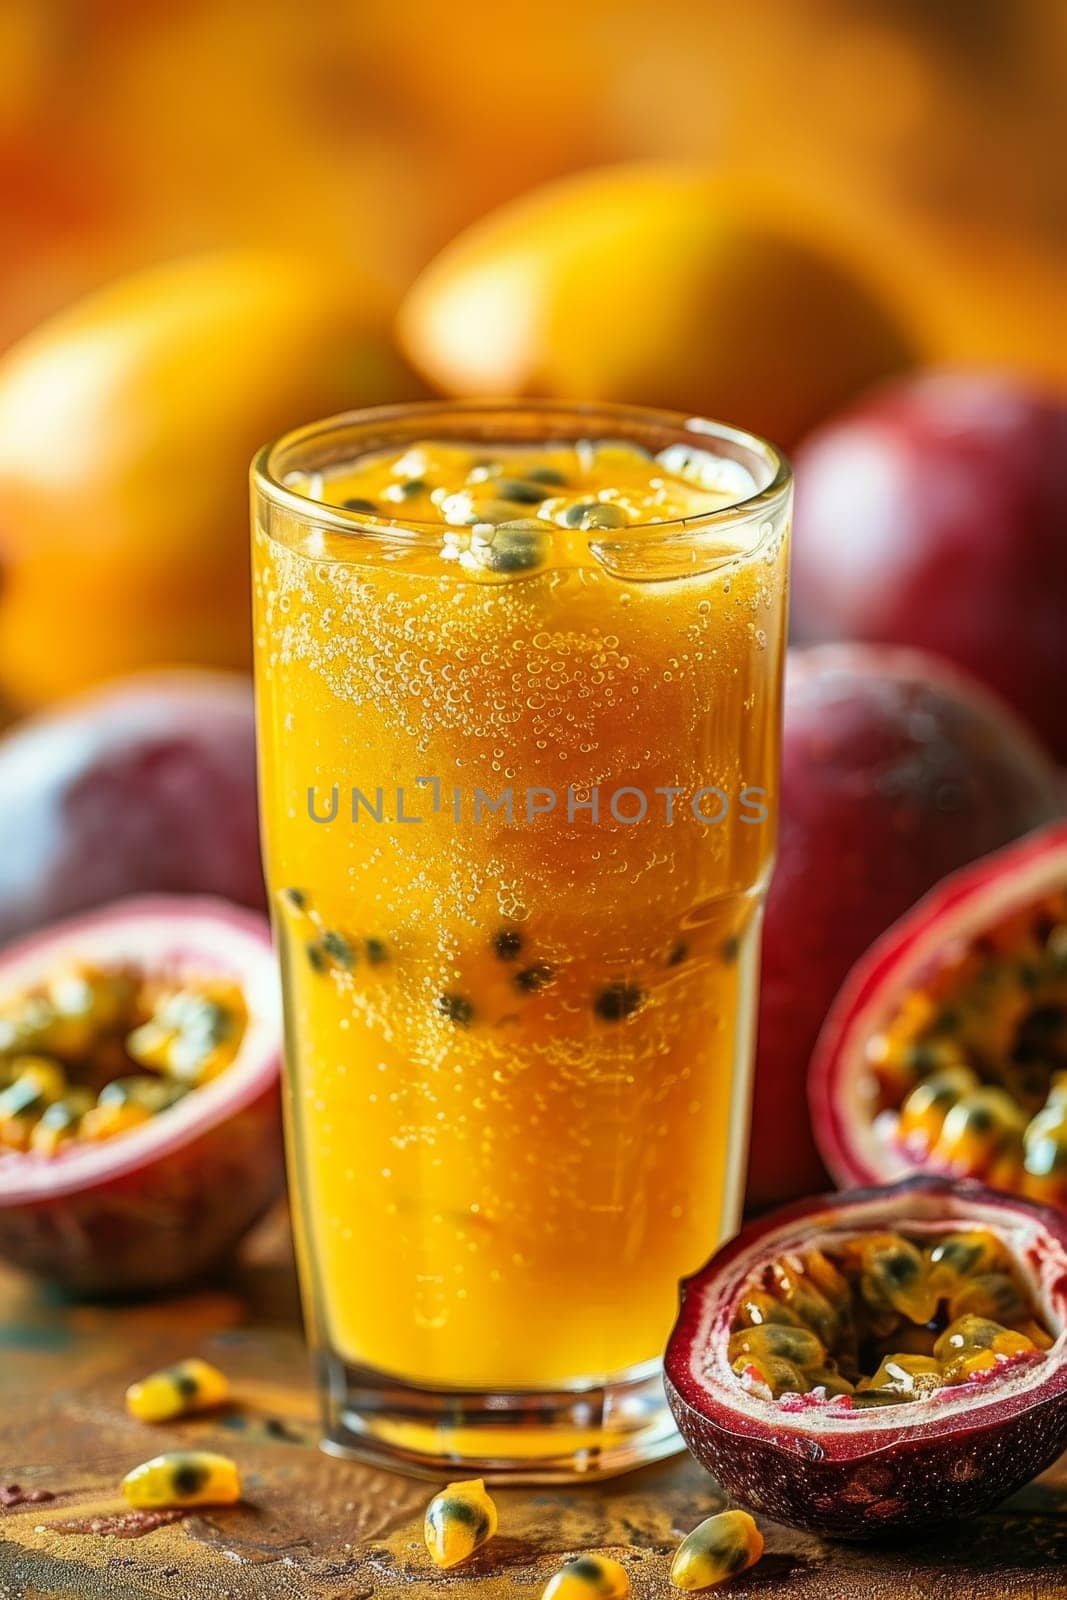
[811,822,1067,1204]
[0,897,282,1294]
[664,1178,1067,1538]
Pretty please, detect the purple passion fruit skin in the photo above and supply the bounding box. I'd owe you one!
[0,671,264,947]
[664,1178,1067,1539]
[0,897,282,1295]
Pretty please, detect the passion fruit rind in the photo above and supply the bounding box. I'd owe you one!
[664,1178,1067,1538]
[0,898,283,1295]
[812,823,1067,1203]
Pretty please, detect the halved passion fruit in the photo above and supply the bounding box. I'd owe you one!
[811,822,1067,1203]
[664,1178,1067,1537]
[0,897,282,1294]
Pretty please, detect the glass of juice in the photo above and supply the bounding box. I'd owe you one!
[251,401,790,1479]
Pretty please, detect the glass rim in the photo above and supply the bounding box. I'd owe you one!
[252,399,791,546]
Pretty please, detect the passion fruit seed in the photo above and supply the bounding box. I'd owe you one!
[78,1076,189,1143]
[0,1060,67,1149]
[925,1228,1012,1294]
[930,1086,1027,1176]
[127,986,244,1085]
[491,477,550,504]
[1024,1097,1067,1203]
[947,1271,1028,1325]
[733,1353,812,1400]
[728,1324,825,1369]
[471,522,549,574]
[364,937,389,966]
[126,1358,229,1423]
[437,994,474,1027]
[934,1314,1039,1383]
[121,1450,241,1509]
[563,501,629,531]
[341,497,378,514]
[898,1066,980,1150]
[728,1226,1051,1410]
[850,1232,937,1325]
[769,1256,853,1349]
[515,964,555,994]
[423,1478,498,1568]
[670,1510,764,1591]
[492,929,523,961]
[542,1554,631,1599]
[860,890,1067,1203]
[283,888,308,910]
[28,1090,94,1154]
[860,1355,943,1398]
[594,982,645,1022]
[0,963,248,1155]
[733,1289,804,1330]
[321,931,355,968]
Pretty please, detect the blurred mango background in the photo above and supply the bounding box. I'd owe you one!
[0,0,1065,1233]
[0,0,1064,700]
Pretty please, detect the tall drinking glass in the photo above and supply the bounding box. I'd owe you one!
[251,401,790,1479]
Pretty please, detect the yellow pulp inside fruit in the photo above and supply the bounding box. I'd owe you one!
[255,433,788,1386]
[730,1227,1053,1408]
[866,891,1067,1204]
[0,965,247,1154]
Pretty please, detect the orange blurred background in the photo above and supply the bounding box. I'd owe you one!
[2,0,1064,368]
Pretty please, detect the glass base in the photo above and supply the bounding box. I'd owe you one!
[317,1353,683,1482]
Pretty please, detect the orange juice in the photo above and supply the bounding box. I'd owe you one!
[252,403,790,1476]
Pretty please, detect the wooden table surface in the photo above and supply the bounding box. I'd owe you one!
[1,1209,1065,1600]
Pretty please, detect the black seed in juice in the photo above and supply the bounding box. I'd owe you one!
[173,1369,200,1400]
[579,503,628,530]
[341,497,378,514]
[437,993,474,1027]
[594,981,645,1021]
[668,941,688,966]
[283,888,307,910]
[493,478,547,504]
[563,501,599,527]
[481,526,546,573]
[514,963,554,994]
[564,501,627,530]
[365,937,388,966]
[492,929,523,961]
[322,930,355,968]
[306,941,327,974]
[721,934,740,964]
[524,465,567,486]
[400,478,428,497]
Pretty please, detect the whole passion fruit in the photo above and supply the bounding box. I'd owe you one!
[792,370,1067,759]
[812,822,1067,1208]
[0,897,282,1294]
[0,670,264,946]
[664,1177,1067,1537]
[748,645,1062,1211]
